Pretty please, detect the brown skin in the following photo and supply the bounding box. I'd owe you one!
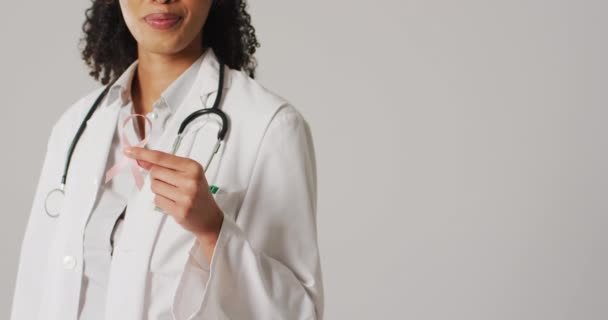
[119,0,222,262]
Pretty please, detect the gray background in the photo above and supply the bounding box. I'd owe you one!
[2,1,607,319]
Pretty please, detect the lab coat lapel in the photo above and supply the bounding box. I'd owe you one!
[62,104,120,232]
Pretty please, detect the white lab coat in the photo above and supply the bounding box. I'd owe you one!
[11,49,324,320]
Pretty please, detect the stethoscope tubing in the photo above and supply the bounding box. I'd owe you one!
[45,62,229,218]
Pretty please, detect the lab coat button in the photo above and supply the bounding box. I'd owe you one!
[63,255,77,269]
[149,112,158,119]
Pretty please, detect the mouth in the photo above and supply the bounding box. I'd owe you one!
[143,13,183,30]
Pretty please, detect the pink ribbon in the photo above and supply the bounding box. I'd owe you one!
[105,114,153,190]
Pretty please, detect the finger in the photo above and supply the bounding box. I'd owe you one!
[153,193,177,214]
[124,147,190,171]
[149,165,183,187]
[150,178,185,203]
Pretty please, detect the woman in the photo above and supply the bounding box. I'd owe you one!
[10,0,323,319]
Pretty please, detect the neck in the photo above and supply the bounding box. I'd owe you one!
[132,40,204,115]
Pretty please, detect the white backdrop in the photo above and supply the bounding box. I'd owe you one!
[1,1,607,319]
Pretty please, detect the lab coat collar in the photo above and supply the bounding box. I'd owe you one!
[106,61,137,107]
[105,47,231,112]
[194,47,233,97]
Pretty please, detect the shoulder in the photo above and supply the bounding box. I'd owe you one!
[224,68,311,138]
[217,68,314,177]
[47,86,107,149]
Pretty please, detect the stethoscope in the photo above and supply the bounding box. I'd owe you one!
[44,62,229,218]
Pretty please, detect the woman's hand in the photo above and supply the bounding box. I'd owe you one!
[123,146,224,261]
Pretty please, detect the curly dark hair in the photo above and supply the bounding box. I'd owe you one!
[80,0,260,85]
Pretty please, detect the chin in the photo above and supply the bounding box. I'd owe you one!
[138,29,200,55]
[139,38,190,55]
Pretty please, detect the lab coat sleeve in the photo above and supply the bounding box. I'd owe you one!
[176,104,323,320]
[10,125,58,320]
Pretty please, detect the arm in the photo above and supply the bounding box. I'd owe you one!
[183,104,324,320]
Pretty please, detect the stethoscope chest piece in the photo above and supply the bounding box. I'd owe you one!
[45,186,65,218]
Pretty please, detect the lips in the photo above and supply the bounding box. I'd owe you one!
[143,13,183,30]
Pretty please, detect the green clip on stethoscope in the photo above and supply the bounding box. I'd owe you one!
[44,62,229,218]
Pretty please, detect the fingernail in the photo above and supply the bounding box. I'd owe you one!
[123,147,132,155]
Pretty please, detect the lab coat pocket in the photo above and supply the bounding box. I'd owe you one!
[213,188,245,221]
[169,190,244,320]
[147,218,200,319]
[149,215,195,274]
[146,271,183,320]
[170,242,209,320]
